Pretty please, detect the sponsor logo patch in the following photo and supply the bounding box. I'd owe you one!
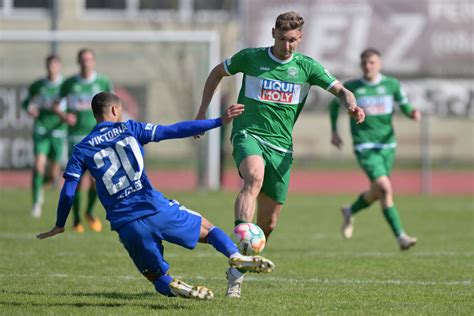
[260,79,295,103]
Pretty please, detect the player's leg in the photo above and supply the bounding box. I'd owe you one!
[31,135,51,217]
[256,193,283,239]
[256,146,291,239]
[46,135,65,189]
[232,133,265,226]
[117,215,213,299]
[31,153,47,217]
[234,155,265,223]
[341,150,383,238]
[85,176,101,232]
[375,148,416,250]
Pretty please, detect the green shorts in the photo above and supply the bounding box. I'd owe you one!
[33,134,65,162]
[232,132,293,204]
[355,148,396,181]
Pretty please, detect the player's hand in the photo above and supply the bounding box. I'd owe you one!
[37,226,65,239]
[221,104,245,125]
[27,105,39,118]
[65,113,77,126]
[411,109,422,122]
[331,132,343,149]
[349,106,365,124]
[193,113,207,139]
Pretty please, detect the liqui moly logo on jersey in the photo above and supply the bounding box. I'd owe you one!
[260,79,295,103]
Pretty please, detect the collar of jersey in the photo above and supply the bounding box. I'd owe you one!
[360,73,383,86]
[94,121,115,130]
[44,75,63,86]
[267,47,293,64]
[76,71,97,84]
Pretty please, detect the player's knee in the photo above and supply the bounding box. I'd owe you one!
[244,170,264,192]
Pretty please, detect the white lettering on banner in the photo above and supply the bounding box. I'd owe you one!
[0,138,34,168]
[429,0,473,22]
[0,87,32,129]
[384,14,426,73]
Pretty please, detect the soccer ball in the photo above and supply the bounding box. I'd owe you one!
[232,223,266,255]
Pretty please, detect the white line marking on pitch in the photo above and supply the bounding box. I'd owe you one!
[0,273,470,286]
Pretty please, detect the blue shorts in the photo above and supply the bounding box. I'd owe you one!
[116,201,202,276]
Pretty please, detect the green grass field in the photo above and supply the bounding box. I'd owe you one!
[0,188,472,315]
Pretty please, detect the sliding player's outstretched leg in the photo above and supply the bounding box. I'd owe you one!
[229,253,275,273]
[169,278,214,300]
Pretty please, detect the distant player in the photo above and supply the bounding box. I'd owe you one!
[53,48,113,232]
[329,48,421,250]
[37,92,274,299]
[195,11,365,297]
[22,54,67,218]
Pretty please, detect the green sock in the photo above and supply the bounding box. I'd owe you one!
[350,193,371,214]
[86,187,98,216]
[73,190,82,225]
[383,205,404,237]
[234,219,248,227]
[32,171,43,205]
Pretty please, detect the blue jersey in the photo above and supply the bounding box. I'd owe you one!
[62,118,221,230]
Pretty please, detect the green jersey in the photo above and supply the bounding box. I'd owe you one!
[22,77,67,138]
[59,72,113,137]
[330,74,413,151]
[225,47,338,152]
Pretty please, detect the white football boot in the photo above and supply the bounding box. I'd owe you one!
[31,203,42,218]
[229,255,275,273]
[226,267,244,298]
[169,278,213,300]
[341,205,354,239]
[398,233,417,251]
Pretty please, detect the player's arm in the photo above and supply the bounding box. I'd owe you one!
[329,98,343,149]
[154,104,244,142]
[36,178,79,239]
[195,62,230,120]
[330,82,365,124]
[395,82,421,122]
[22,83,39,118]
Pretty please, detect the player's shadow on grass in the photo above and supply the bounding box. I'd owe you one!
[0,289,191,310]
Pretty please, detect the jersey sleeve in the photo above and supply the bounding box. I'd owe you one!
[125,120,156,145]
[63,146,86,180]
[393,80,414,117]
[308,60,339,90]
[329,98,341,132]
[21,81,39,110]
[223,48,252,75]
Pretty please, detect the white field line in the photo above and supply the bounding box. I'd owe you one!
[0,273,470,286]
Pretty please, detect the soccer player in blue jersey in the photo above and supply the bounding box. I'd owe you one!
[37,92,275,299]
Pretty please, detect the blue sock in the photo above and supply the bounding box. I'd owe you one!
[154,274,174,297]
[207,226,239,257]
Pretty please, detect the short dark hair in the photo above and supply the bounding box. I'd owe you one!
[45,54,60,65]
[275,12,304,31]
[360,48,381,60]
[77,48,95,63]
[91,92,120,117]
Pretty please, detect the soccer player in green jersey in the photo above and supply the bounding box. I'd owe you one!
[23,54,67,218]
[53,48,113,233]
[329,48,421,250]
[195,12,365,297]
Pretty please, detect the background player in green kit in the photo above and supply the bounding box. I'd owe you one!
[329,48,421,250]
[23,54,67,218]
[53,48,113,233]
[195,11,365,297]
